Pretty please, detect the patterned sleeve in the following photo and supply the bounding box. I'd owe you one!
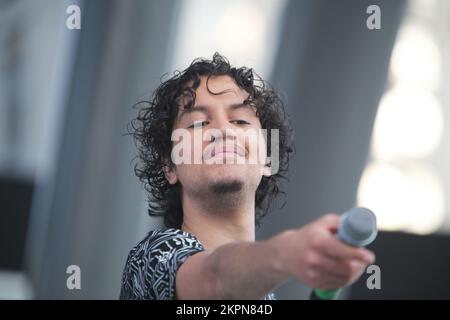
[119,228,205,300]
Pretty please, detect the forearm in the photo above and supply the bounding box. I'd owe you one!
[207,231,291,299]
[177,215,374,299]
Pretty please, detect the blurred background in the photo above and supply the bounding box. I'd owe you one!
[0,0,449,299]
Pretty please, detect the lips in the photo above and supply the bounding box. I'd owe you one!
[205,143,245,160]
[212,146,244,157]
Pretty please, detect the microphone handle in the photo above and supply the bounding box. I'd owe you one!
[310,288,341,300]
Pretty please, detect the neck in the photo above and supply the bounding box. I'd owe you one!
[180,190,255,250]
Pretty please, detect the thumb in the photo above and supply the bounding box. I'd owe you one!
[318,213,341,234]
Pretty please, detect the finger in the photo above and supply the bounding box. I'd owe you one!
[314,264,366,289]
[314,255,352,278]
[348,260,367,283]
[314,255,367,285]
[307,253,342,276]
[318,213,341,234]
[320,237,375,263]
[331,259,367,283]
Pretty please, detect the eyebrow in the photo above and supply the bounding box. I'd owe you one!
[177,105,208,122]
[177,102,253,122]
[229,102,253,112]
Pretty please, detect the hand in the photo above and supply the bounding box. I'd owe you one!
[278,213,376,289]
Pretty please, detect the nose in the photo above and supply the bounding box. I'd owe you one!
[205,117,237,143]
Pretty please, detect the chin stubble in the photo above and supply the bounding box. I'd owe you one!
[210,180,243,194]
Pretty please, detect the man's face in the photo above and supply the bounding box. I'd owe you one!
[166,75,270,198]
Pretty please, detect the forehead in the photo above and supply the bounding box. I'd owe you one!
[194,75,249,104]
[173,74,260,128]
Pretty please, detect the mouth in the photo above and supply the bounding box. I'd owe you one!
[212,146,244,157]
[205,143,246,160]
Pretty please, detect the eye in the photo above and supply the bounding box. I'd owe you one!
[188,120,209,129]
[230,120,250,125]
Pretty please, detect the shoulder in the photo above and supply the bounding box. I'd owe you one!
[129,228,204,258]
[120,228,205,300]
[124,228,205,273]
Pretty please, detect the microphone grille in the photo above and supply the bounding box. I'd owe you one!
[339,207,377,247]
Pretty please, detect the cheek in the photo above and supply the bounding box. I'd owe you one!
[170,131,204,164]
[172,164,192,187]
[241,130,267,165]
[175,163,205,182]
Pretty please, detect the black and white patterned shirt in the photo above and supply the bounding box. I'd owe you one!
[119,228,276,300]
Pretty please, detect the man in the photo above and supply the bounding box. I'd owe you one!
[120,53,375,300]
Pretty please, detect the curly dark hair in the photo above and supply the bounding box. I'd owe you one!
[129,53,294,229]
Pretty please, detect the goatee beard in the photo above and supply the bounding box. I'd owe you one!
[210,180,243,194]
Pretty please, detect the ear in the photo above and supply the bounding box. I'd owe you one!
[262,165,271,177]
[261,159,272,177]
[163,164,178,185]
